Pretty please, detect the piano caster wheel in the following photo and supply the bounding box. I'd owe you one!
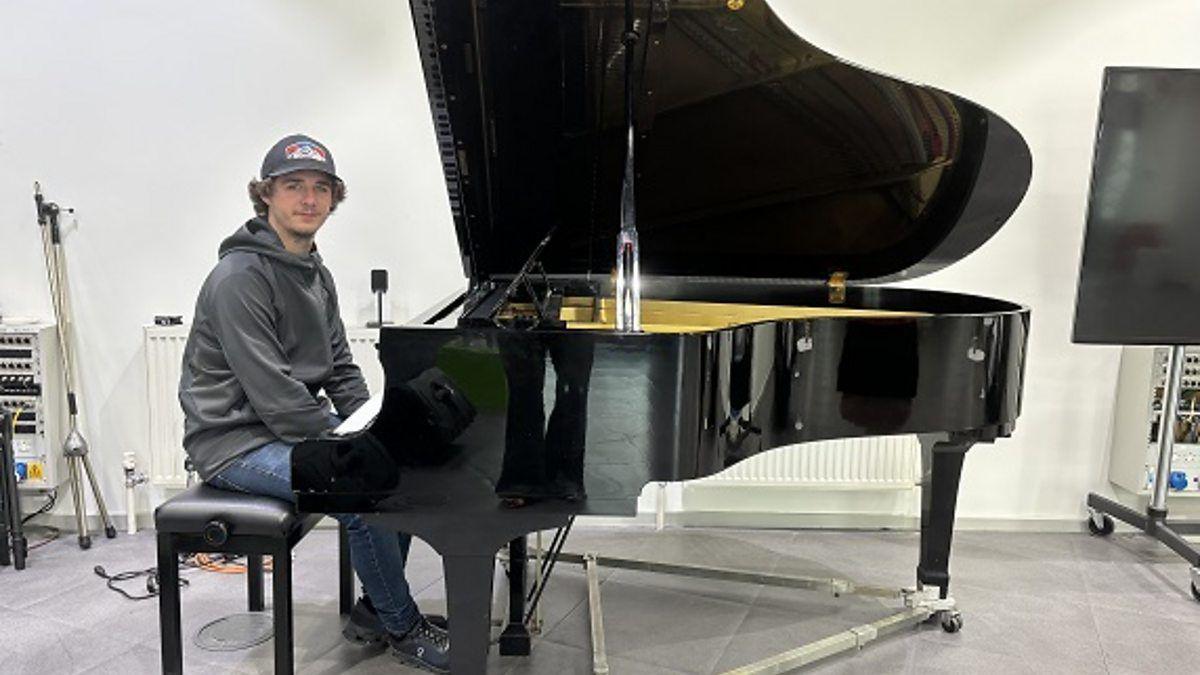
[1087,512,1114,537]
[1191,582,1200,603]
[939,610,963,633]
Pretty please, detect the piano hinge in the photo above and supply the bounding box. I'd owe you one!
[827,271,848,305]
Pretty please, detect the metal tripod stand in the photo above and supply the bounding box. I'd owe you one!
[34,182,117,549]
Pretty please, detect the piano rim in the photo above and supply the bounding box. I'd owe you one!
[418,280,1030,332]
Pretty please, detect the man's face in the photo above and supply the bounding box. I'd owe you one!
[263,170,334,244]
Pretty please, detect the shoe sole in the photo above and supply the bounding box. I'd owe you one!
[392,650,450,674]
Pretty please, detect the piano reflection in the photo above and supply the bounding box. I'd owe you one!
[295,0,1032,672]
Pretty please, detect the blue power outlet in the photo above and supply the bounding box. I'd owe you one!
[1170,471,1189,491]
[14,462,27,481]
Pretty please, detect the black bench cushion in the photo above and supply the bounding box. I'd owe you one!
[154,483,320,538]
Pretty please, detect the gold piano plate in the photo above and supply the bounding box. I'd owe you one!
[502,297,928,334]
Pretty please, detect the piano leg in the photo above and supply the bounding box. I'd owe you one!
[499,536,531,655]
[917,434,972,598]
[443,552,500,674]
[365,511,572,673]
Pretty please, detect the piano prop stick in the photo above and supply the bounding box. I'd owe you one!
[1074,67,1200,599]
[296,0,1033,671]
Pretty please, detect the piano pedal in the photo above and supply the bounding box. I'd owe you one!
[720,417,762,448]
[499,494,584,508]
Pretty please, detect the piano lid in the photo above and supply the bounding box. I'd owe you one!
[411,0,1031,285]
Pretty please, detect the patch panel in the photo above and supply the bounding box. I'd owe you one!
[0,323,65,492]
[1139,350,1200,492]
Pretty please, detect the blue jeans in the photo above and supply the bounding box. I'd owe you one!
[208,439,421,635]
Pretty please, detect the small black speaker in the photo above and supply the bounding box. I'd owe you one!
[371,269,389,293]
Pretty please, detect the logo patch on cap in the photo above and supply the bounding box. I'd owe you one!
[284,141,328,163]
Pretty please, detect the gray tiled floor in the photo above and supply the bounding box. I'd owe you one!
[1,524,1198,673]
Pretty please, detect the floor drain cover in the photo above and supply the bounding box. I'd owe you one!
[194,612,274,652]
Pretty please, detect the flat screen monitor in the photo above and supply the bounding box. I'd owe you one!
[1073,67,1200,345]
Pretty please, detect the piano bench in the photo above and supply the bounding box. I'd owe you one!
[153,483,354,675]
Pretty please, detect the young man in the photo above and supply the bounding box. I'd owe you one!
[178,134,449,673]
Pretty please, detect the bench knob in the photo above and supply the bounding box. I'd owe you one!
[202,520,229,546]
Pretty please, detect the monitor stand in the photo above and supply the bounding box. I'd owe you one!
[1087,345,1200,599]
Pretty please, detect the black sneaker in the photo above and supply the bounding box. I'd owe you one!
[389,617,451,674]
[343,596,450,648]
[342,596,387,648]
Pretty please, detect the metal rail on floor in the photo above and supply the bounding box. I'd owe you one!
[555,550,961,674]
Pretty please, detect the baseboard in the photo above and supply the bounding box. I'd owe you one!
[22,513,128,537]
[947,516,1103,533]
[668,510,917,530]
[26,510,1167,537]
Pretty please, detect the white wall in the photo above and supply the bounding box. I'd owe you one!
[0,1,464,523]
[776,0,1200,523]
[1,0,1196,528]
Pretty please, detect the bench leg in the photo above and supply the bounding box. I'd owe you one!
[248,554,265,611]
[338,522,354,616]
[157,534,183,675]
[273,546,294,674]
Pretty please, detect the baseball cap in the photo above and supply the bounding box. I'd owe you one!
[260,134,339,181]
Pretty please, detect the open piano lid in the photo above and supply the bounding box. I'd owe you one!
[411,0,1032,286]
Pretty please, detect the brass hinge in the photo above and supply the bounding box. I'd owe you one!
[827,271,848,305]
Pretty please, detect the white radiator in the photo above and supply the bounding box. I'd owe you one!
[696,435,920,488]
[144,325,382,487]
[145,325,190,486]
[678,436,921,525]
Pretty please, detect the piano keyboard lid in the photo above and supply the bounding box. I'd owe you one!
[411,0,1032,288]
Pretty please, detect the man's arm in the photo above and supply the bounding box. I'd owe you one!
[324,311,371,417]
[211,271,332,441]
[319,265,371,417]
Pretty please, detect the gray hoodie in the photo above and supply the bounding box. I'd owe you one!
[179,217,370,480]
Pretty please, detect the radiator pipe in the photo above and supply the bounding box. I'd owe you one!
[122,452,147,535]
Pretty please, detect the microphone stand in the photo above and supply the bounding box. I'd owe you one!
[34,182,117,549]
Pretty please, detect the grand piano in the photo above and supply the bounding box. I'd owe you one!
[295,0,1032,672]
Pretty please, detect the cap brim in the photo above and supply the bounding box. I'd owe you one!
[266,161,340,181]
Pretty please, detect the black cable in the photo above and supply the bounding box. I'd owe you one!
[525,516,574,625]
[95,551,253,602]
[528,523,570,603]
[94,563,189,601]
[21,488,56,524]
[25,525,60,550]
